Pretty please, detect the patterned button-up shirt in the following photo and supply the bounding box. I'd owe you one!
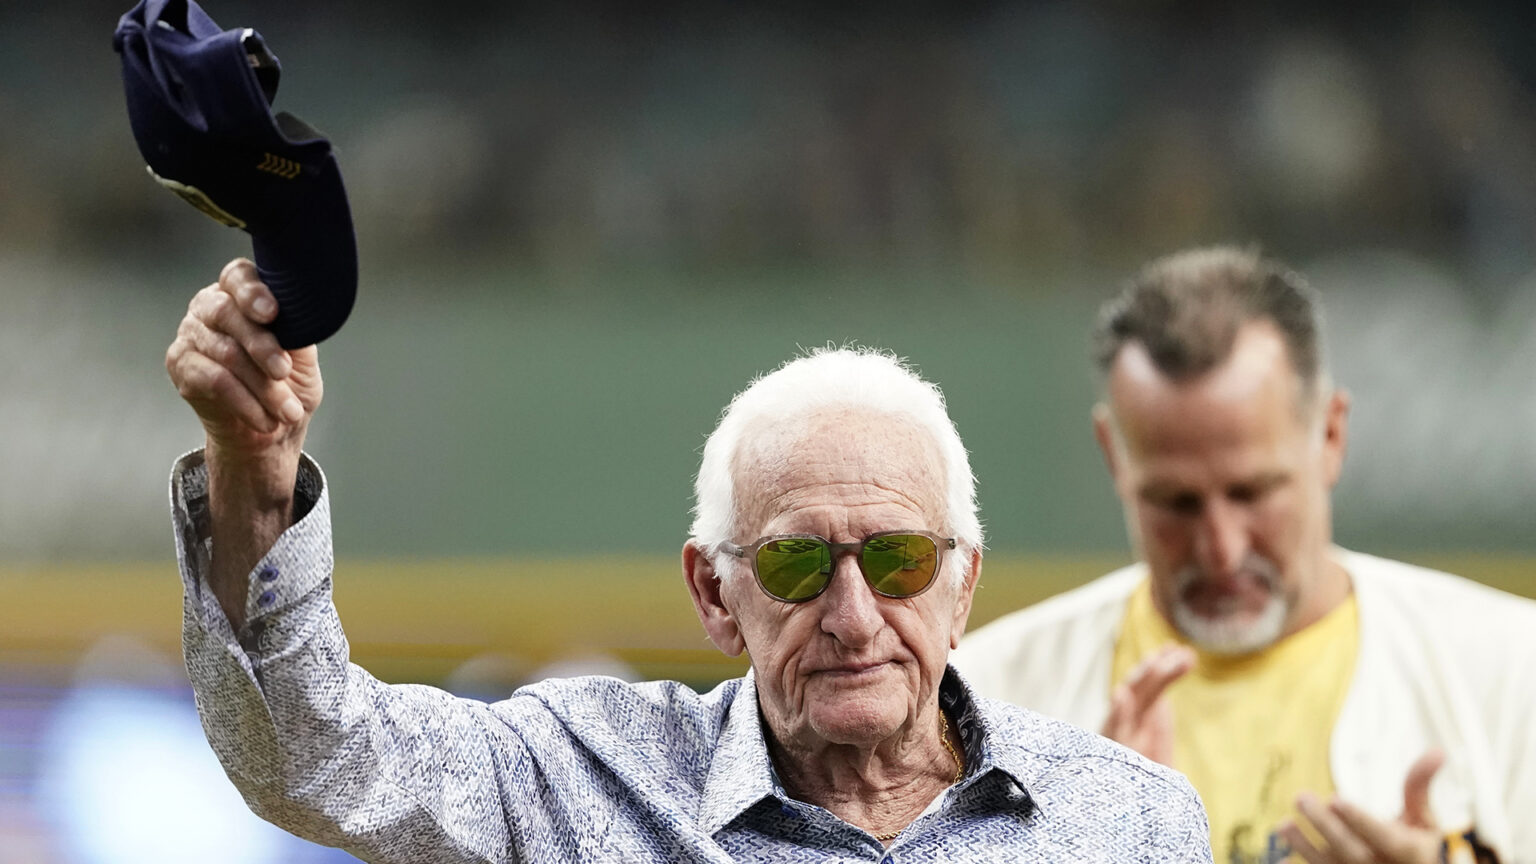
[171,452,1211,863]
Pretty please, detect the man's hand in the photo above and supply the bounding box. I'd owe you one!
[1278,750,1445,863]
[167,258,322,466]
[1102,643,1195,766]
[166,258,324,628]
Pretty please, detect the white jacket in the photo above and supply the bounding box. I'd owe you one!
[953,549,1536,862]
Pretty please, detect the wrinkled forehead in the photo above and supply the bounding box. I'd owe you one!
[730,407,946,537]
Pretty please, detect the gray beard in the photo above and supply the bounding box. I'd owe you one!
[1168,557,1290,655]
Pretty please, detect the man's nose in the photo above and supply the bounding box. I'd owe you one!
[1193,499,1249,577]
[817,553,883,646]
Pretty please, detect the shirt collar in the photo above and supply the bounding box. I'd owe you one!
[697,668,779,836]
[697,665,1039,836]
[944,665,1040,815]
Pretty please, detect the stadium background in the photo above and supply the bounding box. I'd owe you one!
[1,1,1533,860]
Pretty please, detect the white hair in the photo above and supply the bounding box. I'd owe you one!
[690,346,982,582]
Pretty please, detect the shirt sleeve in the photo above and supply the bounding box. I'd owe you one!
[170,450,523,864]
[1170,783,1215,863]
[1496,626,1536,864]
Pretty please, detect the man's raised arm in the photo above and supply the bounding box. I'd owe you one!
[165,257,322,631]
[164,259,529,863]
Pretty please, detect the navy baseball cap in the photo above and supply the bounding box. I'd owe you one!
[114,0,357,349]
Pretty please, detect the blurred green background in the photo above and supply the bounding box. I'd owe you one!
[1,1,1534,857]
[6,0,1535,639]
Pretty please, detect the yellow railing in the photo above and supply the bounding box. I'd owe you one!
[2,554,1531,683]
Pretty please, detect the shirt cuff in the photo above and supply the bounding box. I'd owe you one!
[169,448,333,644]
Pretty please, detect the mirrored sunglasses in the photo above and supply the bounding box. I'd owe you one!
[722,531,956,602]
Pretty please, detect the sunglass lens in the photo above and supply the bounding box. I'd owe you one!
[861,534,939,597]
[756,538,832,601]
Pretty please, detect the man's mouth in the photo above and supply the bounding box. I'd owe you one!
[816,661,891,680]
[1179,572,1274,618]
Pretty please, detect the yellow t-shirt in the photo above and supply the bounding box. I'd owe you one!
[1112,579,1358,863]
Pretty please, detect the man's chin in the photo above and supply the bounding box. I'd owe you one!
[802,683,905,744]
[1171,603,1287,656]
[807,705,902,746]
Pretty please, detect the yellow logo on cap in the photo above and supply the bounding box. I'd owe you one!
[256,153,301,180]
[146,167,246,228]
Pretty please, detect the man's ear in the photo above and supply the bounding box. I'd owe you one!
[1092,402,1121,483]
[683,540,745,657]
[949,548,985,648]
[1320,388,1351,488]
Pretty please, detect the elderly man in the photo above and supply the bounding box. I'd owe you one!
[954,247,1536,864]
[164,259,1209,862]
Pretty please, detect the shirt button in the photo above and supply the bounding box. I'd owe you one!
[258,590,276,606]
[258,566,280,582]
[779,803,796,818]
[881,856,894,864]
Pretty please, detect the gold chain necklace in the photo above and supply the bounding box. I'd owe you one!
[871,709,964,842]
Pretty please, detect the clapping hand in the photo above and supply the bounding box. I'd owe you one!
[1101,643,1195,766]
[1278,750,1445,863]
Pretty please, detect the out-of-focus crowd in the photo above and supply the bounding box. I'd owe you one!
[2,2,1533,287]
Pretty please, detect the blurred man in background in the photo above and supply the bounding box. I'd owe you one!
[955,246,1536,864]
[162,259,1210,861]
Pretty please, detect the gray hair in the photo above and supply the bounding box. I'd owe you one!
[1093,246,1328,407]
[690,346,982,581]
